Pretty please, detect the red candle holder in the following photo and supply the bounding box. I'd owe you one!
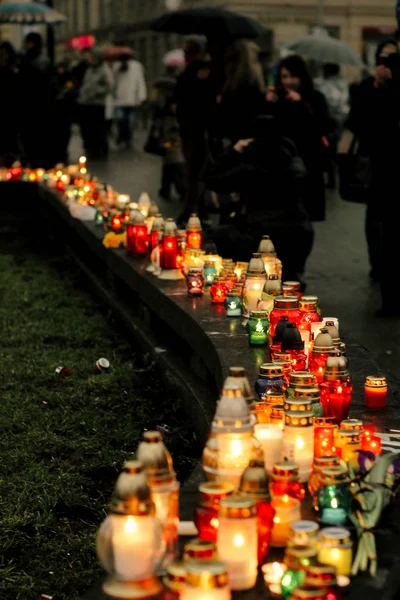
[269,296,302,338]
[194,482,234,542]
[282,280,303,299]
[364,376,388,410]
[272,359,292,386]
[160,235,179,269]
[126,223,149,255]
[314,417,338,458]
[361,433,382,456]
[269,461,305,502]
[210,277,228,303]
[110,213,123,232]
[319,380,353,425]
[256,500,275,565]
[186,230,203,250]
[299,296,321,332]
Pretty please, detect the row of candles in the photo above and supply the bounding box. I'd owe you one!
[6,160,393,600]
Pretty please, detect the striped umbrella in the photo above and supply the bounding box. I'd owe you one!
[0,2,67,25]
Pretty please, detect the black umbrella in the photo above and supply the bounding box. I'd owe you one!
[151,7,265,40]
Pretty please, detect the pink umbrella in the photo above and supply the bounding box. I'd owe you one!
[162,48,185,68]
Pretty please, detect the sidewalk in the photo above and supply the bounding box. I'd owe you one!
[68,127,400,388]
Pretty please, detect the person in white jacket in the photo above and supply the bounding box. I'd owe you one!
[114,54,147,148]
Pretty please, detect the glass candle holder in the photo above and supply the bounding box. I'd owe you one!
[286,372,317,399]
[258,235,283,278]
[314,417,338,458]
[317,467,351,526]
[111,212,124,232]
[185,229,203,251]
[364,375,388,410]
[194,482,235,542]
[254,424,283,472]
[162,561,187,600]
[317,527,353,576]
[335,430,361,469]
[221,269,237,291]
[181,560,231,600]
[282,398,315,482]
[210,277,228,304]
[294,387,324,418]
[255,363,287,422]
[281,544,318,599]
[270,315,290,357]
[234,261,249,281]
[269,296,302,339]
[299,296,321,332]
[126,223,149,255]
[96,461,163,599]
[204,261,218,286]
[243,273,266,318]
[223,366,255,412]
[272,359,293,386]
[288,586,327,600]
[270,494,302,548]
[288,521,320,547]
[247,310,269,346]
[224,289,243,317]
[304,564,339,598]
[308,456,341,510]
[283,281,302,299]
[319,356,352,424]
[186,267,205,296]
[217,497,258,591]
[270,461,305,502]
[340,419,364,434]
[360,432,382,457]
[270,405,285,429]
[262,561,287,586]
[308,329,335,385]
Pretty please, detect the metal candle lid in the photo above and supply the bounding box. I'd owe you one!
[283,280,301,292]
[312,456,341,470]
[184,560,228,589]
[284,397,314,413]
[365,375,388,388]
[319,466,349,485]
[284,544,318,570]
[293,387,320,402]
[218,496,256,518]
[273,295,300,310]
[304,564,337,588]
[314,416,337,428]
[312,328,335,354]
[300,296,319,311]
[323,353,349,381]
[318,527,352,548]
[289,521,320,544]
[239,459,271,502]
[290,586,330,599]
[249,310,268,320]
[259,363,284,378]
[264,274,282,295]
[247,253,266,276]
[163,561,187,591]
[109,460,155,516]
[340,418,363,432]
[183,538,217,562]
[186,213,202,231]
[199,482,235,509]
[272,460,300,480]
[289,371,317,388]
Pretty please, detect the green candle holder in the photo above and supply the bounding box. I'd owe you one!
[247,310,269,346]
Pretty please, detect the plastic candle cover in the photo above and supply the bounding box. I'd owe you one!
[247,310,269,346]
[314,417,338,458]
[270,461,305,502]
[304,564,339,598]
[364,375,388,410]
[270,494,302,547]
[181,560,231,600]
[317,527,353,576]
[317,467,351,526]
[217,497,258,591]
[194,482,234,542]
[186,268,205,296]
[234,261,249,280]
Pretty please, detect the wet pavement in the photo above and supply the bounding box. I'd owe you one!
[69,127,400,387]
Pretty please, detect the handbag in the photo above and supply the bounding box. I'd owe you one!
[143,117,166,157]
[336,136,372,204]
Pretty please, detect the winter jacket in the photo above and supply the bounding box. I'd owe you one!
[78,63,111,106]
[113,60,147,107]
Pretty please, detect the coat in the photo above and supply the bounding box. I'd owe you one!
[78,63,111,106]
[113,60,147,107]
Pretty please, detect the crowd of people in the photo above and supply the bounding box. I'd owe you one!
[0,33,147,168]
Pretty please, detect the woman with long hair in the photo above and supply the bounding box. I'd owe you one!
[211,39,266,149]
[266,54,331,221]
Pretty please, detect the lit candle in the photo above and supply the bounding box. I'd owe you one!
[314,417,338,458]
[288,520,320,546]
[217,497,258,590]
[194,482,235,542]
[364,375,388,410]
[270,461,305,502]
[262,561,287,585]
[138,192,151,217]
[247,310,269,346]
[270,494,301,547]
[281,544,318,599]
[242,253,266,318]
[317,526,353,576]
[111,514,157,579]
[317,466,351,526]
[117,194,130,210]
[254,424,283,472]
[181,560,231,600]
[282,398,314,482]
[186,267,205,296]
[258,235,282,278]
[360,432,382,456]
[79,155,87,172]
[308,455,341,510]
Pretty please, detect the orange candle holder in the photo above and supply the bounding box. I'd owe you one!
[364,376,387,410]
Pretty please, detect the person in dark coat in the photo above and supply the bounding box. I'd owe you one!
[52,58,76,164]
[266,54,331,222]
[347,39,398,284]
[346,39,400,316]
[0,41,21,166]
[203,115,314,285]
[19,32,54,168]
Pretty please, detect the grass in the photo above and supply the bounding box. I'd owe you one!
[0,221,200,600]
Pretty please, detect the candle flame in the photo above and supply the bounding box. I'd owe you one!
[282,494,289,503]
[231,439,243,457]
[124,515,137,534]
[210,518,219,529]
[296,437,305,450]
[337,385,343,393]
[233,534,245,547]
[331,498,338,509]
